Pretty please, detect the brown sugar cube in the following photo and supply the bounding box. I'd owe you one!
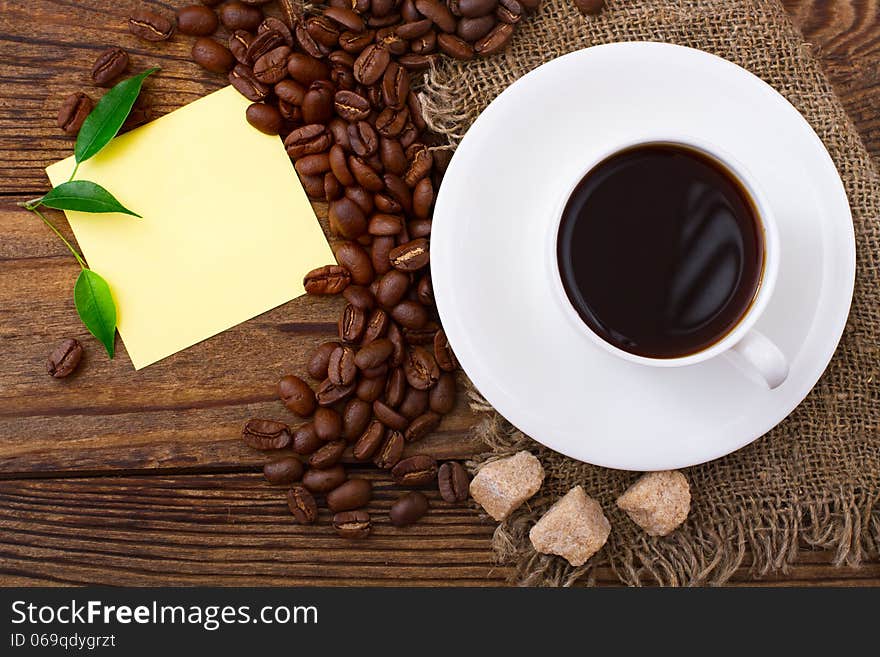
[616,470,691,537]
[529,486,610,567]
[469,451,544,521]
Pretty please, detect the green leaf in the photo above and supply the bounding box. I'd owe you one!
[38,181,141,217]
[74,269,117,358]
[75,68,159,164]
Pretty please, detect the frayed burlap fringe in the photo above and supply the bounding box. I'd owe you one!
[429,0,880,586]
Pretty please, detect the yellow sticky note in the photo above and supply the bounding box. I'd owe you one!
[47,86,333,369]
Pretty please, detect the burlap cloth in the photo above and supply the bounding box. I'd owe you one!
[419,0,880,585]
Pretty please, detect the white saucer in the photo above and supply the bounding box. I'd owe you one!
[431,43,855,470]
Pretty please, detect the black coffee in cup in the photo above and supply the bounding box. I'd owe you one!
[557,143,764,358]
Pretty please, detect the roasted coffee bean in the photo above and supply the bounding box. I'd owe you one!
[278,374,317,416]
[333,510,371,538]
[349,155,384,191]
[404,411,441,442]
[373,399,409,430]
[353,43,391,85]
[371,236,395,276]
[373,0,395,17]
[264,457,304,484]
[327,478,372,512]
[331,64,358,91]
[301,80,335,123]
[339,304,367,343]
[438,461,470,502]
[304,264,351,295]
[348,121,379,157]
[412,178,434,219]
[341,286,373,312]
[242,419,291,450]
[347,185,375,215]
[415,0,457,31]
[375,270,409,308]
[128,9,175,41]
[390,491,429,526]
[378,62,408,109]
[246,102,283,134]
[374,193,403,214]
[335,241,374,285]
[474,21,514,55]
[288,486,318,524]
[276,0,299,28]
[392,300,429,329]
[314,407,344,442]
[387,322,406,367]
[46,338,83,378]
[408,219,432,240]
[229,64,270,101]
[327,345,358,387]
[433,329,457,371]
[292,422,323,454]
[404,144,433,186]
[399,387,429,419]
[219,1,263,31]
[341,398,372,441]
[574,0,605,15]
[361,309,388,345]
[278,99,301,121]
[360,363,389,379]
[374,430,405,468]
[303,463,347,493]
[339,30,375,54]
[177,5,218,35]
[57,93,92,136]
[275,81,306,108]
[295,22,328,58]
[410,30,437,55]
[307,15,341,48]
[260,17,294,46]
[404,346,440,390]
[247,29,286,62]
[201,0,224,5]
[307,341,340,380]
[192,38,235,73]
[380,137,407,175]
[496,0,523,23]
[390,238,429,271]
[329,145,356,185]
[254,46,291,84]
[91,48,129,86]
[353,420,385,460]
[403,325,437,345]
[457,15,497,41]
[316,378,356,405]
[384,367,407,407]
[368,213,403,236]
[429,371,457,414]
[399,123,420,149]
[377,28,409,56]
[286,123,333,158]
[398,53,439,70]
[438,33,475,59]
[519,0,541,9]
[328,176,344,202]
[352,338,392,371]
[324,6,366,32]
[287,53,330,84]
[328,197,367,240]
[295,153,331,177]
[375,106,409,138]
[333,90,371,122]
[229,30,253,65]
[417,274,434,305]
[396,18,432,39]
[309,438,346,467]
[301,173,326,200]
[368,12,404,28]
[459,0,498,16]
[392,454,438,486]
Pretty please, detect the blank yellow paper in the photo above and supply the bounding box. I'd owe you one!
[47,85,333,369]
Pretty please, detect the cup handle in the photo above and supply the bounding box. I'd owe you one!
[730,330,789,389]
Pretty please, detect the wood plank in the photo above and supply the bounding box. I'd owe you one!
[1,472,877,586]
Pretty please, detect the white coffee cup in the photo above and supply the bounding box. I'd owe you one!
[546,136,789,389]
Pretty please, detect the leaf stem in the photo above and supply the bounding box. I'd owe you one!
[29,207,87,269]
[68,162,80,183]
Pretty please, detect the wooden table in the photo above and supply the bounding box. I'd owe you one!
[1,0,878,586]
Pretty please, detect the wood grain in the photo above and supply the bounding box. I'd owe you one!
[2,472,879,586]
[0,0,877,585]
